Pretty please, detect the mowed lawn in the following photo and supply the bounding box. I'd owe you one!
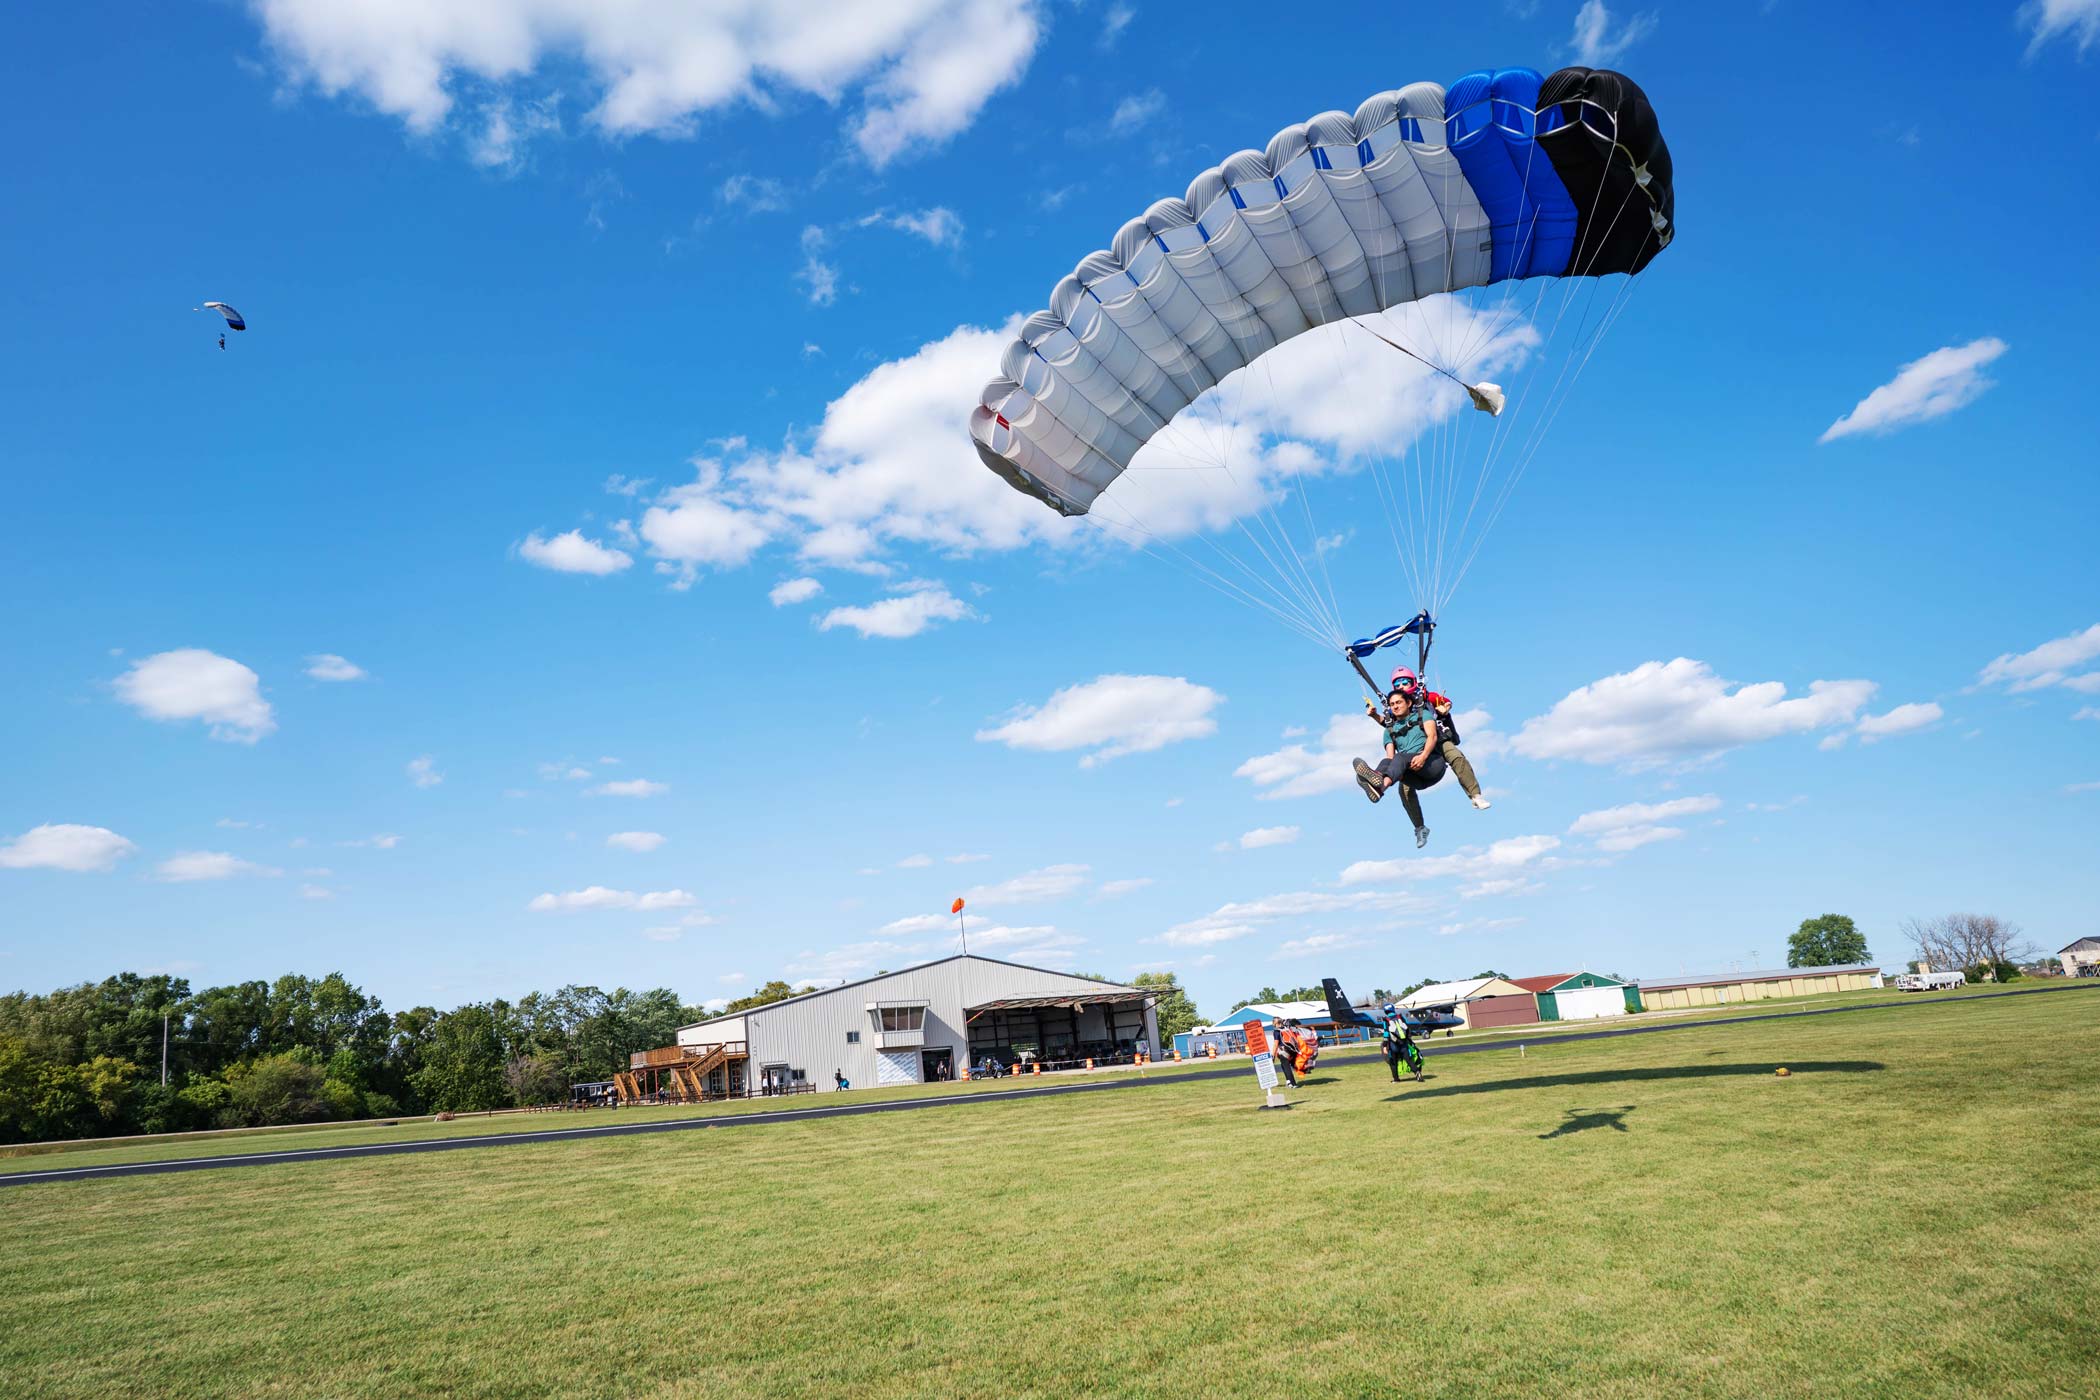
[2,990,2093,1400]
[0,984,1989,1176]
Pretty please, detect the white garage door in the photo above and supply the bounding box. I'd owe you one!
[1555,985,1626,1020]
[874,1050,921,1086]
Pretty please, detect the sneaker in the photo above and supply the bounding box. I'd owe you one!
[1352,758,1382,804]
[1414,825,1431,849]
[1471,795,1492,811]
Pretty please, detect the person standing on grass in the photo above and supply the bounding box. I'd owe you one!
[833,1068,849,1092]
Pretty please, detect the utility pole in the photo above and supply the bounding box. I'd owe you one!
[161,1013,169,1087]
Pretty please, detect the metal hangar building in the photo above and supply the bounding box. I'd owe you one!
[673,955,1164,1092]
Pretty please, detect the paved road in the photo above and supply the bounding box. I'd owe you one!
[4,981,2090,1189]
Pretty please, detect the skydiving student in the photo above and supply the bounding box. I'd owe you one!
[1381,1004,1424,1083]
[1423,689,1492,811]
[1351,670,1446,849]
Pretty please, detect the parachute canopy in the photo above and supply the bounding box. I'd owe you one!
[203,302,246,331]
[969,65,1673,520]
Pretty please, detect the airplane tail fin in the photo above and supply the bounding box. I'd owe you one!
[1321,977,1369,1026]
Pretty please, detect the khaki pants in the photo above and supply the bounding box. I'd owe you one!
[1442,742,1482,800]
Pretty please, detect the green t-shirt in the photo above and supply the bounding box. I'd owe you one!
[1382,703,1429,757]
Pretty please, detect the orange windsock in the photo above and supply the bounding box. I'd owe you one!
[951,897,966,914]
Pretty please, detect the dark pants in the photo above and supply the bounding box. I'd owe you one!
[1274,1048,1297,1087]
[1376,750,1446,827]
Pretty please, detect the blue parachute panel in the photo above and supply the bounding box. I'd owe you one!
[1444,68,1577,279]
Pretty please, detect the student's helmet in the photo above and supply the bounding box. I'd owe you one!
[1390,667,1418,693]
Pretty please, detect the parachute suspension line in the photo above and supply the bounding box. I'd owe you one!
[1431,115,1654,614]
[1084,503,1338,652]
[1444,270,1645,610]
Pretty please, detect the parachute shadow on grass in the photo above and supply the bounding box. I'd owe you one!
[1537,1106,1635,1139]
[1384,1060,1885,1104]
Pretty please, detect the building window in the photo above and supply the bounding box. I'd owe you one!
[846,1031,860,1044]
[876,1006,925,1032]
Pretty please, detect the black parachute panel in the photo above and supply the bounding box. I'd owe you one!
[1537,67,1675,276]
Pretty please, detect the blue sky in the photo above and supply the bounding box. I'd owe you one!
[5,1,2097,1020]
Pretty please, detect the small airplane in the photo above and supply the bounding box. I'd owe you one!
[1321,977,1465,1035]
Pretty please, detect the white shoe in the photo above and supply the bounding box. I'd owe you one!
[1471,795,1492,810]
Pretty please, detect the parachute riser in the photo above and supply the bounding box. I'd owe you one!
[1343,614,1435,699]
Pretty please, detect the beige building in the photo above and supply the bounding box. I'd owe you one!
[2059,938,2100,977]
[1635,963,1883,1010]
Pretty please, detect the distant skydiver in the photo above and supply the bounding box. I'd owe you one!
[199,301,245,349]
[1352,671,1445,848]
[1423,688,1491,811]
[1381,1003,1425,1083]
[217,334,225,350]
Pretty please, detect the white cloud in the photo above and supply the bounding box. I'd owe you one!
[718,173,788,213]
[797,225,840,306]
[1854,701,1944,743]
[1235,712,1379,800]
[1819,337,2008,443]
[1338,834,1562,887]
[861,206,964,248]
[1568,795,1722,835]
[469,94,561,171]
[156,851,282,882]
[977,675,1220,766]
[1272,933,1368,960]
[1100,2,1135,47]
[406,755,444,789]
[1592,825,1684,854]
[769,577,824,606]
[638,464,776,588]
[0,824,137,873]
[305,653,367,682]
[947,852,990,864]
[299,883,334,900]
[876,913,958,935]
[527,886,697,913]
[1157,889,1423,948]
[963,863,1090,907]
[819,582,975,639]
[1436,916,1523,937]
[1569,0,1658,66]
[1978,623,2100,694]
[896,853,934,868]
[784,939,928,980]
[1095,877,1153,898]
[606,831,667,853]
[520,529,634,576]
[2025,0,2100,55]
[340,833,402,849]
[1511,659,1875,768]
[1231,825,1301,851]
[590,779,669,798]
[2066,780,2100,794]
[1108,88,1164,134]
[251,0,1042,168]
[2074,707,2100,722]
[114,649,275,743]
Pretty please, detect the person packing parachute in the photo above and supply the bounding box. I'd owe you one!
[1352,669,1446,849]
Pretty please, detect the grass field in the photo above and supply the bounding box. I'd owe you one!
[0,982,1996,1175]
[3,987,2093,1399]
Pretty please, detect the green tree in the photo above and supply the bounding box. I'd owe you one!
[219,1051,333,1128]
[1788,914,1870,968]
[410,1006,510,1112]
[723,981,804,1014]
[1473,970,1511,980]
[1131,973,1200,1040]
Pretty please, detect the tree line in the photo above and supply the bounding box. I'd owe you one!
[0,971,805,1146]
